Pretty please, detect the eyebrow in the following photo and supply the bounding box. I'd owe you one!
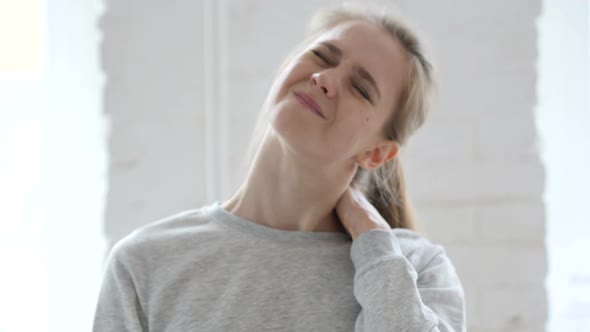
[319,41,382,101]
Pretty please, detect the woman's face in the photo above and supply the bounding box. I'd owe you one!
[266,20,408,165]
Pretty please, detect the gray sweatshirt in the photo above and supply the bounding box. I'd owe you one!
[93,202,465,331]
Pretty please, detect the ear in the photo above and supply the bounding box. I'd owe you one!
[355,140,400,169]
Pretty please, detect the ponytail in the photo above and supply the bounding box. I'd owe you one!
[354,157,419,231]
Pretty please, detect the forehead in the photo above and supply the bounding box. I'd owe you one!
[313,20,408,105]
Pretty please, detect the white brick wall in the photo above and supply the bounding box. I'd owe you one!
[103,0,546,330]
[101,0,209,246]
[402,1,546,330]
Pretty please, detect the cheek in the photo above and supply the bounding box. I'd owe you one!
[352,116,381,147]
[275,60,308,90]
[334,116,373,148]
[356,111,374,128]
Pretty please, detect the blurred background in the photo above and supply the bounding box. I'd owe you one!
[0,0,588,331]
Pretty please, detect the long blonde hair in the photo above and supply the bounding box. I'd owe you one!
[244,4,436,231]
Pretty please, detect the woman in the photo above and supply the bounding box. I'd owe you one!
[94,4,466,332]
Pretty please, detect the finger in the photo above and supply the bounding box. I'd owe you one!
[336,187,353,216]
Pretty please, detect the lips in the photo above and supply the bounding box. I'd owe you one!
[294,91,326,119]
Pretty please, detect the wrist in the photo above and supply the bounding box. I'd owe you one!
[352,220,390,240]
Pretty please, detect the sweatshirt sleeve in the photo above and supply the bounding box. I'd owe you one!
[93,237,149,332]
[350,229,466,332]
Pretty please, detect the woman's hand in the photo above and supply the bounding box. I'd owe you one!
[335,186,391,240]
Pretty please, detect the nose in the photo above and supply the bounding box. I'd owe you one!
[310,71,337,98]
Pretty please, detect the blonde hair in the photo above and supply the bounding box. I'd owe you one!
[244,4,436,231]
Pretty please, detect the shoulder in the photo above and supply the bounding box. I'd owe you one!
[107,204,219,265]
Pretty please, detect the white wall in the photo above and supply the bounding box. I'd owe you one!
[101,0,209,248]
[103,1,547,331]
[538,0,590,331]
[401,1,545,331]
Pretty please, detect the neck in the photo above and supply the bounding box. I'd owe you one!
[222,129,357,233]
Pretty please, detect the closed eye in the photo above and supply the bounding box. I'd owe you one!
[311,50,329,64]
[353,83,371,102]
